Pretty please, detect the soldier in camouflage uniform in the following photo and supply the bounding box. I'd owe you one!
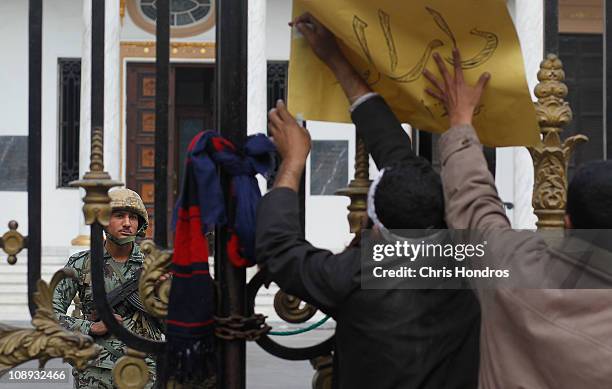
[53,188,165,388]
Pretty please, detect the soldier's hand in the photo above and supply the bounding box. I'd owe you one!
[89,314,124,336]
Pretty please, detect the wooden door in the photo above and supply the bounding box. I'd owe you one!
[172,65,215,199]
[126,63,158,239]
[126,63,215,242]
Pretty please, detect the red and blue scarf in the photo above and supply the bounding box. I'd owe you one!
[161,130,275,384]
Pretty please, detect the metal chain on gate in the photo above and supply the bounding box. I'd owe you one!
[214,314,271,341]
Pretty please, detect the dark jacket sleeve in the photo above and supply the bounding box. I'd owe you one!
[351,96,416,168]
[255,188,359,315]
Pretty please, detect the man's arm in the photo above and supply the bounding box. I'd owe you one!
[263,101,357,313]
[424,49,556,290]
[423,49,509,230]
[351,97,415,168]
[256,188,358,313]
[52,258,94,334]
[439,124,510,230]
[293,13,415,168]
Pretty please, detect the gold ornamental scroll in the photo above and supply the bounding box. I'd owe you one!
[288,0,540,147]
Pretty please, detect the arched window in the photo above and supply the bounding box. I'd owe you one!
[127,0,215,37]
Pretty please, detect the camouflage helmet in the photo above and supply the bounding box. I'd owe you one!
[108,188,149,237]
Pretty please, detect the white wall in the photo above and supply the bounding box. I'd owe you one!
[266,0,293,61]
[41,0,83,247]
[305,122,355,252]
[0,1,29,236]
[0,1,83,248]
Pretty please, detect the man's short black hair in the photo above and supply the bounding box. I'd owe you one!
[374,158,445,230]
[567,160,612,229]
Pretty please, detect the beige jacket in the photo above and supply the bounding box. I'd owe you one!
[439,125,612,389]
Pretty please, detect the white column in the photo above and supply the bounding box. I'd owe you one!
[104,0,122,182]
[72,0,92,246]
[496,0,542,229]
[72,0,122,246]
[248,0,268,136]
[248,0,268,187]
[247,0,268,280]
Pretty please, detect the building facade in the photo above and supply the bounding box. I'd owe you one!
[0,0,607,320]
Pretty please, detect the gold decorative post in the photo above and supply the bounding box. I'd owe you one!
[0,221,26,265]
[274,291,317,323]
[0,269,101,376]
[139,240,172,319]
[528,54,588,230]
[70,126,122,226]
[113,348,150,389]
[310,356,333,389]
[119,0,126,24]
[335,136,372,235]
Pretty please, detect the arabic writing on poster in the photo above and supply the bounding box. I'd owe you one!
[288,0,539,147]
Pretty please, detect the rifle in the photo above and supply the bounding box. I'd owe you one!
[106,268,146,313]
[86,269,146,320]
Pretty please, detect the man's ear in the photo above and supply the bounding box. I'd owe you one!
[564,214,573,229]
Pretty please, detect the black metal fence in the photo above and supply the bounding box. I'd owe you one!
[12,1,611,388]
[14,0,331,388]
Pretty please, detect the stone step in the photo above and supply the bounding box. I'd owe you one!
[0,249,326,324]
[0,268,68,274]
[0,272,55,284]
[0,262,71,275]
[0,284,28,293]
[0,258,71,267]
[0,306,31,321]
[0,279,281,295]
[0,302,330,326]
[0,291,278,305]
[0,281,277,297]
[0,291,28,303]
[0,307,334,327]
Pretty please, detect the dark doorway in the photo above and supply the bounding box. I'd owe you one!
[126,63,215,240]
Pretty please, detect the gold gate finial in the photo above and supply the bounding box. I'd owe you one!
[120,0,126,24]
[529,54,588,230]
[0,221,25,265]
[335,136,372,235]
[70,126,122,226]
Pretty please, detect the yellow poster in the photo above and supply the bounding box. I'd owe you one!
[288,0,540,147]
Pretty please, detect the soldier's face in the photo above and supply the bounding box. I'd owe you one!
[108,210,139,238]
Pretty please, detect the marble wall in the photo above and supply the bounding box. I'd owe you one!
[0,136,27,191]
[310,140,349,196]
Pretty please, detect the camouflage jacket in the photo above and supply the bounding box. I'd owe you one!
[52,244,164,370]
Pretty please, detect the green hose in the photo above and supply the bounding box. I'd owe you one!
[268,315,331,336]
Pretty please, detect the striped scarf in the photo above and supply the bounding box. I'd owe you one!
[161,130,275,384]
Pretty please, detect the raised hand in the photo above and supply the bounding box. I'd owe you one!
[268,100,311,191]
[290,12,343,66]
[268,100,311,165]
[423,48,490,128]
